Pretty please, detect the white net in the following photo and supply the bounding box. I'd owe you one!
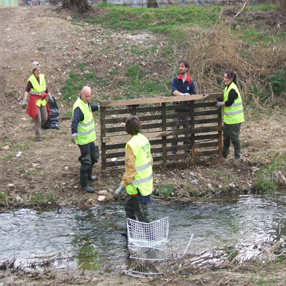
[127,217,170,261]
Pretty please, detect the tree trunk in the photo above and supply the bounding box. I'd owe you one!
[280,0,286,15]
[62,0,91,14]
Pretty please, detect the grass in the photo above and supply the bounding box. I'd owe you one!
[3,154,14,161]
[157,184,174,198]
[0,193,7,200]
[28,192,56,204]
[252,152,286,192]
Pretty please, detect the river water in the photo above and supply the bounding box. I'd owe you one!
[1,190,286,272]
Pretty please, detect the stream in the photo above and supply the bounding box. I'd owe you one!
[1,190,286,272]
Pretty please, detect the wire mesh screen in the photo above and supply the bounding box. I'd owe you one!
[127,217,170,261]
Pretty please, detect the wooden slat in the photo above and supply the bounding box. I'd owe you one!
[153,157,224,170]
[102,126,224,144]
[102,157,225,174]
[106,160,125,167]
[100,93,223,107]
[105,114,162,124]
[105,143,126,150]
[162,103,167,165]
[218,106,223,158]
[194,118,218,125]
[195,150,218,156]
[193,141,218,148]
[100,107,107,171]
[194,101,218,108]
[106,152,125,158]
[194,110,218,116]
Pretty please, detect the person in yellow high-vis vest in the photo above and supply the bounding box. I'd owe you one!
[21,61,53,142]
[114,116,153,237]
[216,70,244,162]
[71,86,100,193]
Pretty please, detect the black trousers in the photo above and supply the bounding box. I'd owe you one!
[124,194,150,223]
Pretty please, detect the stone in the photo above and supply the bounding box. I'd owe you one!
[97,196,106,202]
[2,145,9,150]
[98,190,107,196]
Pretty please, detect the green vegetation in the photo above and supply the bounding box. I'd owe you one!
[29,191,56,204]
[0,193,7,201]
[62,70,97,102]
[65,4,286,106]
[3,154,14,161]
[157,184,174,198]
[252,152,286,192]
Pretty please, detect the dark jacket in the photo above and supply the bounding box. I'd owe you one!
[171,74,196,112]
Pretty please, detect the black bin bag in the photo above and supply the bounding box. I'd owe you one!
[42,96,60,130]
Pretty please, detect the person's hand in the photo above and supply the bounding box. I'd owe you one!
[97,104,100,110]
[216,101,223,108]
[22,98,27,109]
[71,133,78,144]
[182,93,191,96]
[49,94,54,102]
[114,184,125,201]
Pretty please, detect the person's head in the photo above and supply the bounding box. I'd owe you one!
[224,70,237,85]
[125,116,141,135]
[80,86,92,103]
[178,60,189,75]
[32,61,41,77]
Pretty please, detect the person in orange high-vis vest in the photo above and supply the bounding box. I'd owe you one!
[22,62,53,142]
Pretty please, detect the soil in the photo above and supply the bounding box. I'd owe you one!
[1,5,286,285]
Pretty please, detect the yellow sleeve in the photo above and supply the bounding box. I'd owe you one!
[121,144,136,187]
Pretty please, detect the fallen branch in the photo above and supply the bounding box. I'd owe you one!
[234,2,248,20]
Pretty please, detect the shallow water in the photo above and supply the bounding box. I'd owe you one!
[1,190,286,271]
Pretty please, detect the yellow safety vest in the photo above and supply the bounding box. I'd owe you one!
[72,97,96,145]
[223,82,244,125]
[28,74,47,107]
[126,133,153,196]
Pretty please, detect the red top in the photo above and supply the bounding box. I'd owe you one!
[26,93,50,120]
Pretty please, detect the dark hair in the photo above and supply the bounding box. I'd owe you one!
[225,70,237,84]
[125,116,141,135]
[178,60,190,72]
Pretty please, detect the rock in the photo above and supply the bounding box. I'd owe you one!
[98,190,107,195]
[32,163,39,168]
[251,166,260,173]
[207,183,213,190]
[191,179,198,184]
[7,183,14,187]
[229,183,236,188]
[66,16,72,21]
[64,166,69,170]
[88,198,95,205]
[218,184,222,189]
[97,196,106,202]
[2,145,9,150]
[16,151,22,157]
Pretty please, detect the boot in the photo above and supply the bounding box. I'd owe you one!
[87,166,97,181]
[80,171,95,193]
[119,228,127,237]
